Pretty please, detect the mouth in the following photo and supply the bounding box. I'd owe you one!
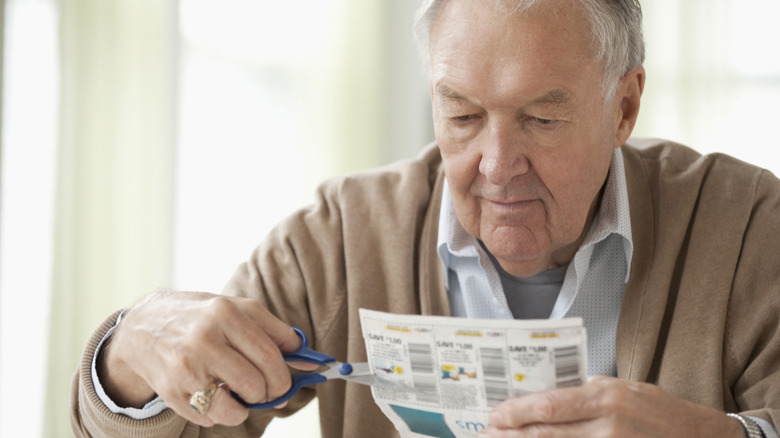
[484,198,539,214]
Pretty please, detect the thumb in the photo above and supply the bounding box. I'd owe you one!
[287,361,321,371]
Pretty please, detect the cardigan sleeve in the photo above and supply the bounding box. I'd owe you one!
[69,181,351,437]
[724,169,780,430]
[69,145,445,438]
[70,311,192,438]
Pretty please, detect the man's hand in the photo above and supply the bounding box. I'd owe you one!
[479,376,746,437]
[98,291,317,427]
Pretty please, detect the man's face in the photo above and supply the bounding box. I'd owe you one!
[430,0,625,277]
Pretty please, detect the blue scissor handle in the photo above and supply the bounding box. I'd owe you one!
[283,327,335,365]
[231,327,334,409]
[234,372,327,409]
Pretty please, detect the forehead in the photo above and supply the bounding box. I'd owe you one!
[429,0,601,104]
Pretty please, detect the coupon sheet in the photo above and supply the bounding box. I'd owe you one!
[359,309,587,437]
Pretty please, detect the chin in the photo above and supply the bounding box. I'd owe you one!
[485,241,546,263]
[483,224,546,253]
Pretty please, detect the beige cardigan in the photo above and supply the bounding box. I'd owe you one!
[71,138,780,437]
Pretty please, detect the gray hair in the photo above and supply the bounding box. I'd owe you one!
[413,0,645,100]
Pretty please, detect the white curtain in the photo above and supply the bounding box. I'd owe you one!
[173,1,429,435]
[44,0,178,435]
[0,1,58,437]
[173,0,430,295]
[635,0,780,173]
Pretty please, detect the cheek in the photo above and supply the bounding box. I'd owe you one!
[436,120,481,194]
[540,148,610,226]
[440,147,484,232]
[441,149,478,189]
[442,151,480,208]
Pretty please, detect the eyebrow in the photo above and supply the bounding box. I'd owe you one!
[536,89,570,105]
[435,84,571,107]
[435,84,467,100]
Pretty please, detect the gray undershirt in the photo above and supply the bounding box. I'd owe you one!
[482,242,567,319]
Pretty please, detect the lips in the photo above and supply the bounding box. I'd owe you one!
[487,198,534,205]
[483,198,539,215]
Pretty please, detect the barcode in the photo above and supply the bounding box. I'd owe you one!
[409,343,435,373]
[480,347,508,406]
[553,346,582,388]
[408,343,439,403]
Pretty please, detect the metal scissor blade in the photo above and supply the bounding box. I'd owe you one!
[319,361,403,388]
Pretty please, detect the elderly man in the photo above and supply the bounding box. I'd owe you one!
[71,0,780,437]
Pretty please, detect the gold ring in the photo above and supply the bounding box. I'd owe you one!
[189,382,218,415]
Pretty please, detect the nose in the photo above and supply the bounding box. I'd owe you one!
[478,119,529,185]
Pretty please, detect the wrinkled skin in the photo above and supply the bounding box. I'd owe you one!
[100,291,317,427]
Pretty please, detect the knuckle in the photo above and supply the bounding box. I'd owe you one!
[531,394,559,422]
[599,388,626,410]
[235,376,270,403]
[238,297,264,314]
[205,295,239,318]
[246,347,293,392]
[595,383,638,416]
[265,372,293,399]
[252,337,285,365]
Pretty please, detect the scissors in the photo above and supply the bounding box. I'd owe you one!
[230,327,396,409]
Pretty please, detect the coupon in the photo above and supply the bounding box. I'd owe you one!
[359,309,587,438]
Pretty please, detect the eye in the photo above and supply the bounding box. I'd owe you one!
[454,114,474,122]
[534,117,554,125]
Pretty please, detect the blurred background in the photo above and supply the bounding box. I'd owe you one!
[0,0,778,436]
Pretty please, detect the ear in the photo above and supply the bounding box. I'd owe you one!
[613,66,645,148]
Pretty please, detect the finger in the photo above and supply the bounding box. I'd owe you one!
[229,297,304,353]
[166,383,242,428]
[148,357,220,426]
[205,384,249,427]
[479,418,608,438]
[202,345,275,405]
[286,361,321,371]
[196,296,295,402]
[489,384,605,429]
[260,319,303,354]
[172,382,250,428]
[219,310,295,402]
[161,384,217,428]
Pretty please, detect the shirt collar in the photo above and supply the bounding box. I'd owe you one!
[437,147,633,280]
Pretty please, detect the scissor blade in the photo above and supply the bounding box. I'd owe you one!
[319,362,402,388]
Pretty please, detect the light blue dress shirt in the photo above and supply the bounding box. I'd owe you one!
[438,148,632,378]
